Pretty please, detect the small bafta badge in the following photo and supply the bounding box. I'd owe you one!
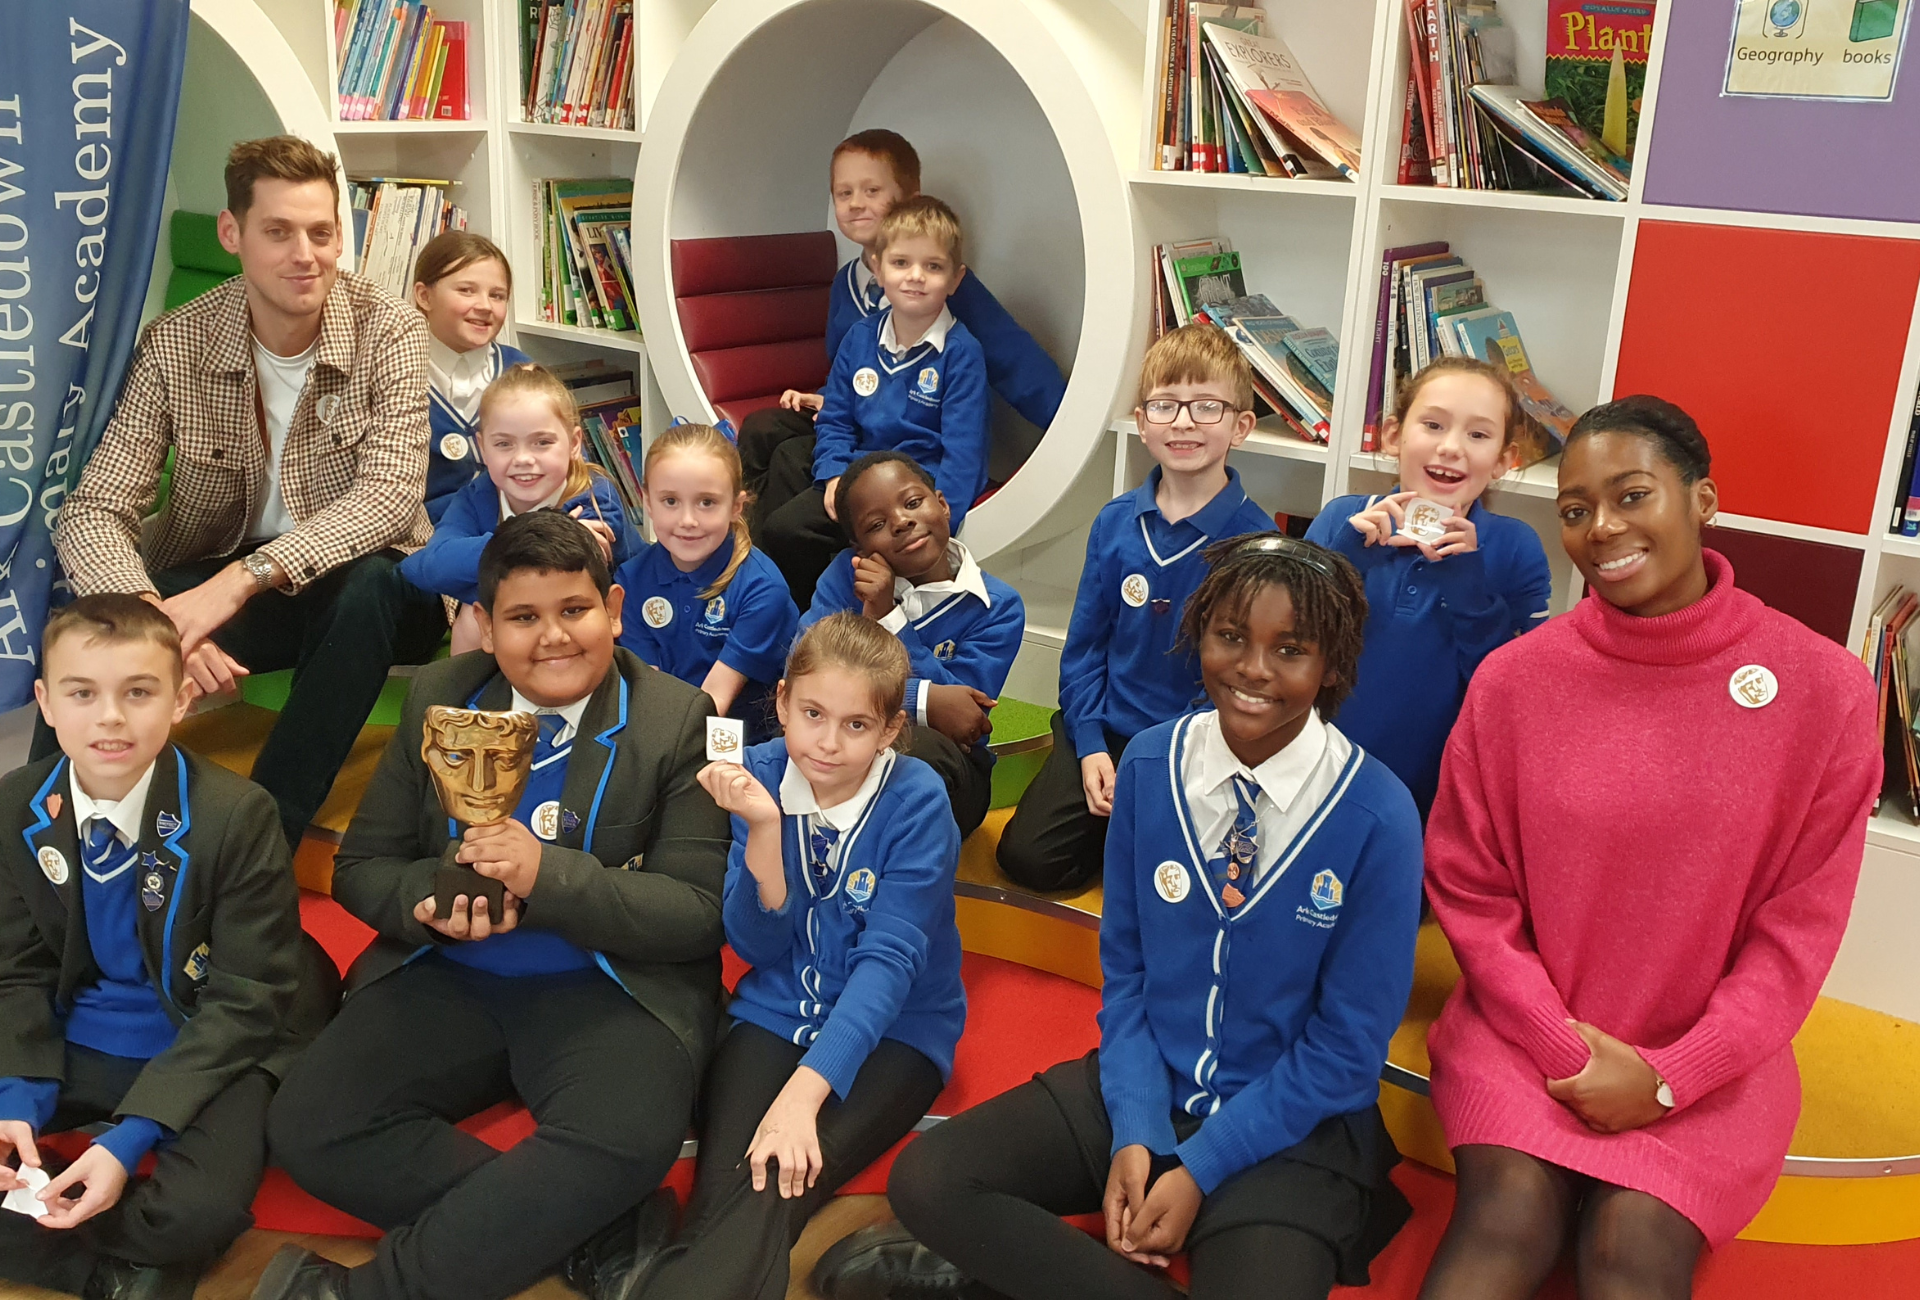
[422,707,538,922]
[706,716,745,762]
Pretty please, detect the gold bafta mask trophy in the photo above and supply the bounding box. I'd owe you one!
[422,706,539,922]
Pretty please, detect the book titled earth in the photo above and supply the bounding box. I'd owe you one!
[1545,0,1656,159]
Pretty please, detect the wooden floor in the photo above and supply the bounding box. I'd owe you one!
[0,1194,895,1300]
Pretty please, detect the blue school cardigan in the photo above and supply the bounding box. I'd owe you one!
[721,741,966,1100]
[1097,713,1424,1194]
[398,473,642,604]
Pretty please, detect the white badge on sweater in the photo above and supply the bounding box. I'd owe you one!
[439,433,470,461]
[37,846,67,886]
[531,800,562,841]
[1153,860,1190,903]
[1121,573,1149,608]
[1729,664,1777,709]
[853,368,880,397]
[642,597,673,628]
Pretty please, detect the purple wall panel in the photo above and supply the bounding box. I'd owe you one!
[1643,0,1920,223]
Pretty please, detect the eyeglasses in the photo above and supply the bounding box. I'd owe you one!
[1142,399,1238,425]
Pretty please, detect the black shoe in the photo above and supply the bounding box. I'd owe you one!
[812,1221,969,1300]
[560,1187,678,1300]
[82,1257,198,1300]
[250,1245,350,1300]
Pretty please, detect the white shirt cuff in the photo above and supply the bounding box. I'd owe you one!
[915,680,930,727]
[879,606,909,634]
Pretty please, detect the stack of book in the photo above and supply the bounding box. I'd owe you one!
[347,178,467,299]
[552,362,645,515]
[536,178,639,334]
[332,2,470,121]
[1150,238,1337,445]
[521,0,636,129]
[1885,385,1920,536]
[1400,0,1650,200]
[1862,586,1920,820]
[1360,240,1574,466]
[1148,2,1361,179]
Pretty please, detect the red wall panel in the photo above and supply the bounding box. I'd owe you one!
[1614,222,1920,534]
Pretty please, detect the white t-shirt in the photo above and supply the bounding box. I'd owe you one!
[247,336,317,542]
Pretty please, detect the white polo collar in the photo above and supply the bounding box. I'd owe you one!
[878,306,955,358]
[881,539,991,631]
[500,484,567,519]
[779,747,895,832]
[70,759,158,851]
[854,256,878,299]
[510,690,589,748]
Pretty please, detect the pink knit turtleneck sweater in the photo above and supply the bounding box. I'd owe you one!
[1424,550,1878,1246]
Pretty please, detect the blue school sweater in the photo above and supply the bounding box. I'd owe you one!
[1305,492,1551,814]
[399,473,642,604]
[812,310,990,527]
[613,541,798,738]
[425,341,531,524]
[722,742,965,1099]
[826,259,1067,431]
[801,546,1024,730]
[1058,468,1275,757]
[1097,713,1423,1194]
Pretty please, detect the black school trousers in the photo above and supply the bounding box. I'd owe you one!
[910,725,995,840]
[740,409,842,607]
[0,1047,274,1294]
[267,958,695,1300]
[639,1021,943,1300]
[887,1053,1410,1300]
[31,548,448,849]
[995,711,1130,893]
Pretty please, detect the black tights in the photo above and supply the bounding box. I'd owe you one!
[1419,1145,1703,1300]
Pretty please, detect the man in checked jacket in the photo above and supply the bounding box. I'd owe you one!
[52,137,449,850]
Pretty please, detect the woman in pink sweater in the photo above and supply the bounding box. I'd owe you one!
[1418,397,1878,1299]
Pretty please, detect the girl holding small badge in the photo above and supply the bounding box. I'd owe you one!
[1418,398,1878,1298]
[401,364,642,652]
[410,233,531,525]
[838,535,1423,1300]
[614,422,799,743]
[1305,356,1552,817]
[637,613,963,1300]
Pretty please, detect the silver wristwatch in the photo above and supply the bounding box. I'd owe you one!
[241,552,278,590]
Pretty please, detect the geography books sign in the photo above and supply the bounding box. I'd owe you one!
[1724,0,1913,100]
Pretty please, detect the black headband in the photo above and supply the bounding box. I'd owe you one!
[1225,533,1337,579]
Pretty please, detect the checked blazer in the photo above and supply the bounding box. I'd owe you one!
[55,273,434,596]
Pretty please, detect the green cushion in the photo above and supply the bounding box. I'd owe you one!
[163,268,230,312]
[987,697,1054,809]
[170,211,240,276]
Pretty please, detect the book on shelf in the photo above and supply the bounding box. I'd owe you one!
[347,177,466,299]
[578,394,644,515]
[536,178,640,333]
[1364,240,1569,466]
[1148,239,1337,445]
[1400,0,1648,199]
[1148,2,1361,180]
[1892,385,1920,536]
[332,2,470,121]
[521,0,636,130]
[1861,586,1920,819]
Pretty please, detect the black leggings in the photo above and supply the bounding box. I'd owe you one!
[889,1059,1354,1300]
[1418,1144,1704,1300]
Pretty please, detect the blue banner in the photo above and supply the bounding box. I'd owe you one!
[0,2,189,708]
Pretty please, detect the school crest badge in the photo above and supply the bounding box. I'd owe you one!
[705,596,727,624]
[916,367,940,396]
[1121,573,1149,608]
[183,943,211,982]
[642,597,673,628]
[1153,860,1190,903]
[933,640,956,661]
[853,367,880,397]
[1310,870,1344,912]
[845,867,876,908]
[156,811,182,837]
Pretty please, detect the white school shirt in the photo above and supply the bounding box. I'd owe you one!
[779,748,897,875]
[509,690,589,748]
[878,539,992,724]
[69,760,158,858]
[498,484,567,520]
[429,336,495,424]
[1181,708,1330,886]
[877,305,955,358]
[247,336,317,541]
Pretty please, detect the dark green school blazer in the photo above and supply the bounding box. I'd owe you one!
[0,745,307,1134]
[332,647,730,1072]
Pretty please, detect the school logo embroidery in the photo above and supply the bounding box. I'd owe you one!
[439,433,470,462]
[183,943,211,982]
[916,366,940,396]
[1310,870,1344,912]
[705,596,726,624]
[642,597,673,628]
[845,867,877,908]
[853,367,880,397]
[933,640,956,661]
[1153,860,1190,904]
[1729,664,1777,709]
[37,846,67,886]
[531,800,562,841]
[1121,574,1149,608]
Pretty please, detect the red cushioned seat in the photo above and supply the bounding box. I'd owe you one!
[671,232,837,429]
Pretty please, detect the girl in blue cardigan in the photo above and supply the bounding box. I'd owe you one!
[638,612,964,1300]
[843,535,1424,1300]
[399,364,640,652]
